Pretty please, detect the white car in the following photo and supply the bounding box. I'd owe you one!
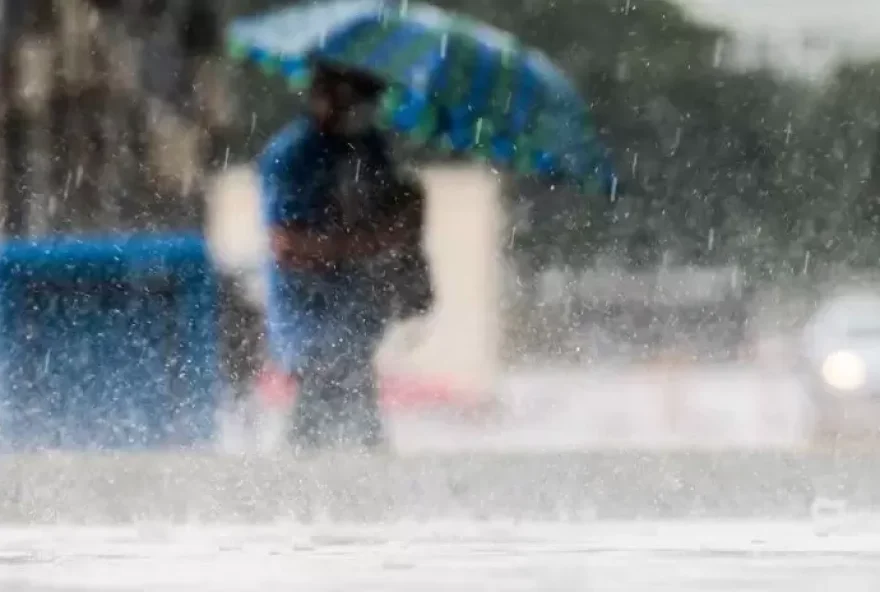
[801,290,880,437]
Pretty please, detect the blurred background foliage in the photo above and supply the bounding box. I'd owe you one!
[5,0,880,282]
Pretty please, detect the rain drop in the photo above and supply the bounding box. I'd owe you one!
[713,38,725,67]
[62,173,72,200]
[670,127,682,154]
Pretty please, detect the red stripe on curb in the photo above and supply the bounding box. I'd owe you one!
[255,364,487,411]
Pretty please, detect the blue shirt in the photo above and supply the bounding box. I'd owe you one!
[258,118,401,230]
[257,118,403,372]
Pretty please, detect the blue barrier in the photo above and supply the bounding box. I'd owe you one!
[0,233,220,450]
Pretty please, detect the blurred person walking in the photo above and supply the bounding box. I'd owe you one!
[258,60,433,451]
[231,0,620,450]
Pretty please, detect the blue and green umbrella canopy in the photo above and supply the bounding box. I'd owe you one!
[227,0,618,194]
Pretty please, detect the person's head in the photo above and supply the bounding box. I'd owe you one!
[307,60,385,136]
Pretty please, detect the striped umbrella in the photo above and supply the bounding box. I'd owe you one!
[227,0,617,195]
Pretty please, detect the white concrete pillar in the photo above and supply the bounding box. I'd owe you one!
[378,165,503,397]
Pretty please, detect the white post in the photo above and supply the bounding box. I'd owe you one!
[377,164,503,403]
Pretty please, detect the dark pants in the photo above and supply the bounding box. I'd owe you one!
[290,333,384,450]
[269,249,433,451]
[268,267,390,451]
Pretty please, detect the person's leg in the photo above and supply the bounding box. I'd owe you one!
[262,270,329,451]
[292,339,383,450]
[290,278,389,450]
[335,343,384,448]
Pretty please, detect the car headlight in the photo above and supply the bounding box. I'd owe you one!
[820,350,867,393]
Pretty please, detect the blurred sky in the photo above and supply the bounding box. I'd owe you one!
[671,0,880,78]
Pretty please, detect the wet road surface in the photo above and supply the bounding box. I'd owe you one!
[1,522,879,591]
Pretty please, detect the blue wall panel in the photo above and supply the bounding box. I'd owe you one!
[0,233,220,450]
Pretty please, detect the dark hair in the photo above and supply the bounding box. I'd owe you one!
[311,60,386,102]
